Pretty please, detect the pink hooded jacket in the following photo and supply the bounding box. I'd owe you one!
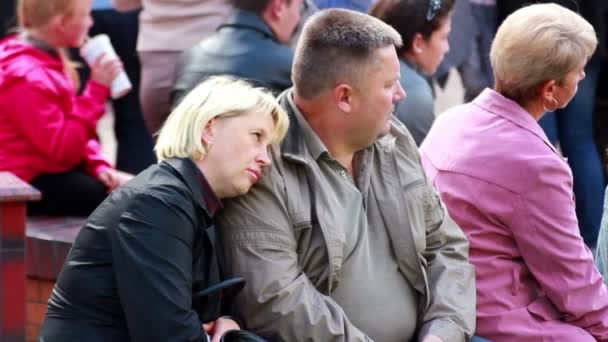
[0,35,111,182]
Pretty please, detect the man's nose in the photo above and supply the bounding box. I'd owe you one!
[396,83,407,102]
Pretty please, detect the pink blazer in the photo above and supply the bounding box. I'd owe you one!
[419,89,608,341]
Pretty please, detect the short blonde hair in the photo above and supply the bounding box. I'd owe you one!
[491,3,597,104]
[155,76,289,161]
[18,0,77,28]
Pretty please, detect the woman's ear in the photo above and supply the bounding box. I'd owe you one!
[266,0,285,20]
[540,79,557,102]
[411,33,425,54]
[201,118,217,148]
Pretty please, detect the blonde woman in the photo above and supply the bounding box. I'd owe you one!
[420,3,608,341]
[40,76,289,342]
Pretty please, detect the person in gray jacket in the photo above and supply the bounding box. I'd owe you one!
[217,9,476,342]
[172,0,304,106]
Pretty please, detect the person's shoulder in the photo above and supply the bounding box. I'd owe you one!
[256,40,294,69]
[219,146,291,220]
[387,116,420,152]
[176,38,213,69]
[1,55,64,91]
[125,163,195,208]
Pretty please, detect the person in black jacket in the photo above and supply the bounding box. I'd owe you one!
[171,0,305,107]
[39,76,289,342]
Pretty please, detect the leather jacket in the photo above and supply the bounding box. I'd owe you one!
[172,10,293,106]
[41,158,224,341]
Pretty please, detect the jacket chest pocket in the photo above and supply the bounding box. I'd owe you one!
[399,179,429,253]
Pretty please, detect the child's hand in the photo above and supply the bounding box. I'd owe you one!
[97,168,133,192]
[90,53,123,87]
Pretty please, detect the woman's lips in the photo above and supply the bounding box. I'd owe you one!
[246,168,261,182]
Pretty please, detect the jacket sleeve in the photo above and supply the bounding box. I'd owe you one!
[110,190,208,342]
[6,78,108,167]
[418,179,477,342]
[83,139,112,178]
[217,171,372,342]
[76,80,111,122]
[511,157,608,341]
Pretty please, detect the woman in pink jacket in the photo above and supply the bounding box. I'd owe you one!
[0,0,132,216]
[420,3,608,341]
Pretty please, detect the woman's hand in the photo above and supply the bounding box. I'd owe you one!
[97,168,133,192]
[90,53,123,87]
[203,317,240,342]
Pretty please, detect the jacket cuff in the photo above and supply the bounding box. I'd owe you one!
[418,318,467,342]
[90,164,111,179]
[85,80,111,102]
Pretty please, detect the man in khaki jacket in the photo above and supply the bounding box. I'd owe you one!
[217,9,476,342]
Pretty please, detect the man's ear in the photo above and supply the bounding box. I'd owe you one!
[333,83,354,113]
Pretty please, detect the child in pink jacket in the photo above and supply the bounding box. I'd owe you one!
[0,0,132,215]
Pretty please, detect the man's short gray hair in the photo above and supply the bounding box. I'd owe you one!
[292,9,402,99]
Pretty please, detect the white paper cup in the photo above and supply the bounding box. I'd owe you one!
[80,34,132,99]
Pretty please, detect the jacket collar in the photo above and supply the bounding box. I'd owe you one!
[399,58,434,95]
[473,88,559,155]
[219,10,277,41]
[163,158,222,217]
[21,33,59,57]
[277,89,329,164]
[0,35,64,79]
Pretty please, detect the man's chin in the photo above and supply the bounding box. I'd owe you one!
[377,124,392,139]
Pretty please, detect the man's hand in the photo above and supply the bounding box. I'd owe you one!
[203,317,240,342]
[421,335,444,342]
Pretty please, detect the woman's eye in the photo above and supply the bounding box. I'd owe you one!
[253,132,262,141]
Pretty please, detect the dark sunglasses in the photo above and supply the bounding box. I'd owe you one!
[426,0,443,21]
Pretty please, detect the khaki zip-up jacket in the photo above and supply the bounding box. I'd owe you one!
[217,91,476,341]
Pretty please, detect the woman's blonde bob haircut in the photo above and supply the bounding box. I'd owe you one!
[491,3,597,104]
[155,76,289,161]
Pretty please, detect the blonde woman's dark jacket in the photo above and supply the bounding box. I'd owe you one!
[40,158,224,342]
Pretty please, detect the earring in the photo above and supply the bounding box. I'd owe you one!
[414,47,423,54]
[194,150,205,161]
[542,98,559,113]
